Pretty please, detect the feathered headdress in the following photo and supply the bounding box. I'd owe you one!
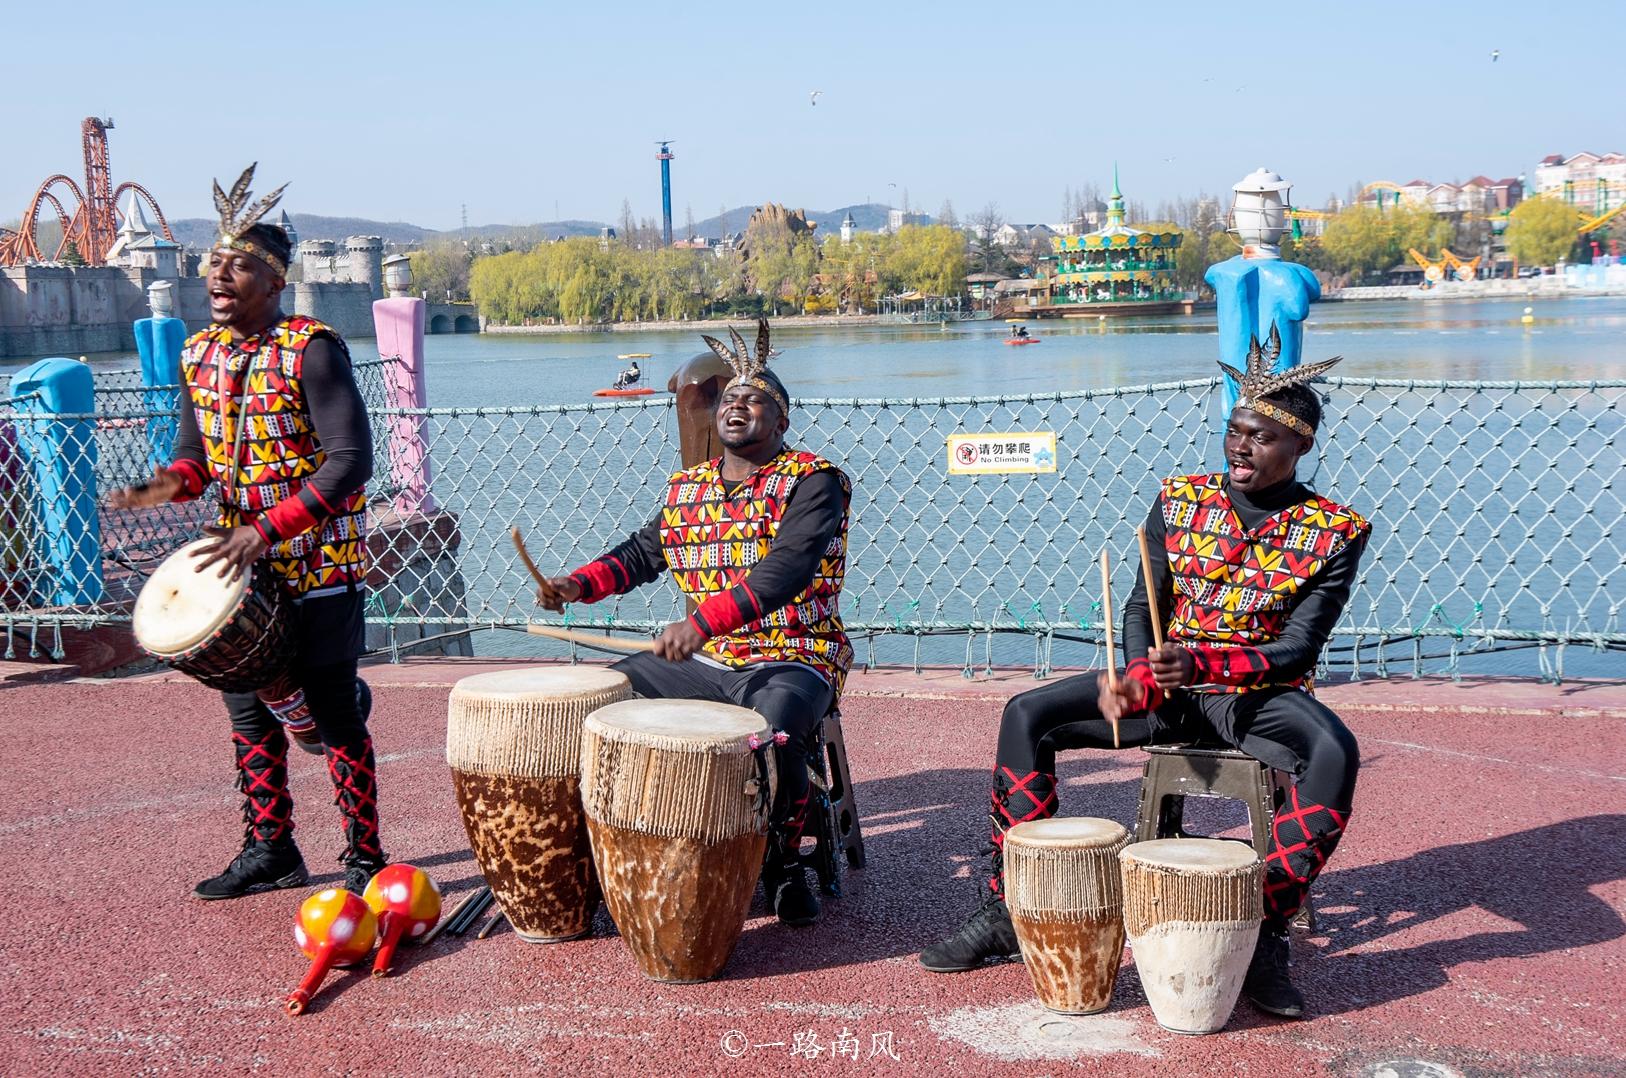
[701,319,790,414]
[1217,323,1341,436]
[212,163,290,275]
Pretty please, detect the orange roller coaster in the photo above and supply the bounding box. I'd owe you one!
[0,117,174,268]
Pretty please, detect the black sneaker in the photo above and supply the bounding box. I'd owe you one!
[1243,927,1306,1019]
[769,867,821,927]
[341,854,387,895]
[194,840,309,900]
[919,900,1022,973]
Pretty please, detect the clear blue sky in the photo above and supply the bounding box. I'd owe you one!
[4,1,1615,232]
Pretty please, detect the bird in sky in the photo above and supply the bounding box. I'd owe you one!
[810,90,822,106]
[1490,49,1500,61]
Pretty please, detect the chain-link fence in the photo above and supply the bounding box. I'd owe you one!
[3,370,1622,678]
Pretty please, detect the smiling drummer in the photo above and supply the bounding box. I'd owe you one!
[920,330,1372,1021]
[108,166,386,900]
[534,320,852,928]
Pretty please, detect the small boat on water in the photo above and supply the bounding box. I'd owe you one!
[593,387,658,397]
[1004,321,1039,345]
[616,353,652,360]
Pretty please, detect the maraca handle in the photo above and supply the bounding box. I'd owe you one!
[285,942,337,1016]
[372,915,405,978]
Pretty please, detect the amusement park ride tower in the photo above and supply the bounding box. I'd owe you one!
[656,140,674,246]
[0,117,173,267]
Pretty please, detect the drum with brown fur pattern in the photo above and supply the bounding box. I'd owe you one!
[446,668,631,943]
[580,700,772,983]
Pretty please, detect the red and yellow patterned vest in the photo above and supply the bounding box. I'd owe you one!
[1161,473,1370,693]
[660,450,853,696]
[181,316,368,595]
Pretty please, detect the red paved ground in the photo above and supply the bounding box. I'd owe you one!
[2,662,1623,1076]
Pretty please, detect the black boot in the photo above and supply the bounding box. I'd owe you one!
[763,835,820,927]
[325,736,388,893]
[919,898,1020,972]
[1243,926,1306,1019]
[194,838,308,900]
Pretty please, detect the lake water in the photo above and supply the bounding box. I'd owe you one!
[7,295,1622,679]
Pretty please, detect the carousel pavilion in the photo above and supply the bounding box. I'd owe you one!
[1043,169,1183,306]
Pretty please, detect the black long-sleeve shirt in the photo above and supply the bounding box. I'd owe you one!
[1122,476,1367,695]
[569,468,845,636]
[169,334,373,541]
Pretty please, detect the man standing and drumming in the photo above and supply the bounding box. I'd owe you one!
[919,333,1371,1020]
[109,166,387,899]
[534,321,851,927]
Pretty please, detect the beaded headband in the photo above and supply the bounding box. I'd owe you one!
[212,163,289,276]
[1218,324,1341,437]
[702,319,790,414]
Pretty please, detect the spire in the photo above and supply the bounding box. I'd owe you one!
[118,190,152,237]
[1106,162,1126,228]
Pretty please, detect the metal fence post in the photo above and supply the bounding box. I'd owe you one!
[373,295,435,515]
[10,359,104,606]
[134,283,186,470]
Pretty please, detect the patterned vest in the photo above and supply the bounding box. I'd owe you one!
[1160,473,1370,693]
[659,450,853,696]
[180,315,368,595]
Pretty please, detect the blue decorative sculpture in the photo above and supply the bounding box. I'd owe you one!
[10,358,104,606]
[1207,168,1322,418]
[134,281,187,470]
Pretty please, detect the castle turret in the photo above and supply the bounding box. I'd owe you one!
[275,210,299,261]
[345,235,384,299]
[840,211,855,244]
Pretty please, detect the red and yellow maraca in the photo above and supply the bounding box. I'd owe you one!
[362,864,442,977]
[285,888,378,1015]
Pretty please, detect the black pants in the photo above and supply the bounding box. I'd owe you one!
[223,589,368,745]
[611,653,833,840]
[221,589,382,862]
[990,672,1359,926]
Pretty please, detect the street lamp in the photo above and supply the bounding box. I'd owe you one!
[1229,167,1292,258]
[382,254,413,299]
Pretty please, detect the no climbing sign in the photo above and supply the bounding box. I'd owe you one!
[946,432,1058,475]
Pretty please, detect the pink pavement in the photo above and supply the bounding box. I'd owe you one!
[1,661,1623,1076]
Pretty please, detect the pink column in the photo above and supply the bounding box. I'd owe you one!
[372,297,436,516]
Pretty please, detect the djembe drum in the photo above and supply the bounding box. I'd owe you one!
[1119,838,1263,1035]
[446,668,631,943]
[580,700,772,983]
[1003,817,1131,1015]
[133,538,292,692]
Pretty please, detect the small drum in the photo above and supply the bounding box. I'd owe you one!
[133,538,291,693]
[1119,838,1263,1035]
[447,667,631,943]
[1004,817,1130,1015]
[580,700,772,983]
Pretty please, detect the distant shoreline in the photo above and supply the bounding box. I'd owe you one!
[485,313,887,335]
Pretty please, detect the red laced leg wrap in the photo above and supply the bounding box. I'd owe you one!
[1262,785,1349,927]
[987,766,1057,899]
[323,737,383,863]
[779,789,811,851]
[234,727,293,844]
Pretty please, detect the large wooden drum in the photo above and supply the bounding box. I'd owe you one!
[446,668,632,943]
[1004,816,1130,1015]
[580,700,772,983]
[1119,838,1263,1035]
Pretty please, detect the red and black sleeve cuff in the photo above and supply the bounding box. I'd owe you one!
[258,488,329,545]
[1190,645,1272,687]
[568,556,632,604]
[164,459,210,501]
[1123,657,1166,712]
[689,583,760,639]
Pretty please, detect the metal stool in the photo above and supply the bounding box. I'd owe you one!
[803,709,866,896]
[1134,742,1314,929]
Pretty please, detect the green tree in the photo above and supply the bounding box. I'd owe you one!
[1505,197,1583,267]
[885,224,968,299]
[1317,204,1453,283]
[407,241,472,302]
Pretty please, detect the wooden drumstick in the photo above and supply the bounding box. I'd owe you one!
[1100,547,1120,749]
[511,525,657,654]
[525,623,656,653]
[1136,526,1166,651]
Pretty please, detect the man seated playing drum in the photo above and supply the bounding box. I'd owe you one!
[109,167,387,900]
[535,321,851,928]
[919,334,1372,1020]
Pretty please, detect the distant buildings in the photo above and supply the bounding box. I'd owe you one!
[1532,151,1626,209]
[1359,175,1523,215]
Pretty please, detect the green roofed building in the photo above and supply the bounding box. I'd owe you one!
[1040,167,1183,310]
